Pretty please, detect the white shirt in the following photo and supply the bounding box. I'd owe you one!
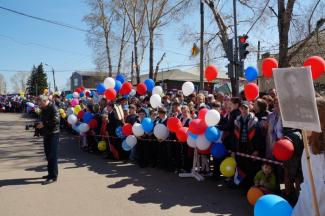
[292,147,325,216]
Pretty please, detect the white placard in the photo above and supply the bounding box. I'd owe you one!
[273,67,321,132]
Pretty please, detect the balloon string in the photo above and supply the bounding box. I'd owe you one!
[71,133,283,166]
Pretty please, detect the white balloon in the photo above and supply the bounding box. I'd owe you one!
[182,81,195,96]
[79,123,90,133]
[67,107,74,116]
[27,102,35,108]
[129,89,136,96]
[126,135,137,147]
[73,92,79,98]
[153,124,169,140]
[104,77,115,89]
[132,123,144,137]
[205,109,221,127]
[150,94,161,108]
[196,135,211,150]
[152,86,163,96]
[68,114,78,125]
[187,136,197,148]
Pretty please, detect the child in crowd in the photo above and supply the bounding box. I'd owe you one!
[254,162,277,194]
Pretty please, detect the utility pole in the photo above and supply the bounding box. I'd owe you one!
[257,41,261,85]
[233,0,239,96]
[199,0,204,91]
[52,68,57,92]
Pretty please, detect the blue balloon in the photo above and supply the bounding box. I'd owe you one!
[114,80,122,92]
[116,74,125,84]
[122,139,132,151]
[188,132,198,139]
[205,127,221,142]
[141,117,154,133]
[211,143,226,159]
[96,83,106,95]
[72,123,81,133]
[79,92,85,97]
[144,79,155,92]
[83,112,94,124]
[245,66,258,82]
[66,94,73,99]
[123,94,130,99]
[90,91,95,97]
[254,195,292,216]
[115,126,125,138]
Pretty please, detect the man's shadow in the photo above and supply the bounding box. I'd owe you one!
[0,177,44,187]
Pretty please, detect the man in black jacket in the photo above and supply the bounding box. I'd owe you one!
[36,95,60,185]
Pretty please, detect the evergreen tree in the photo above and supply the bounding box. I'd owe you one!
[26,63,48,95]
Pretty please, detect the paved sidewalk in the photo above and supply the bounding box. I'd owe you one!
[0,113,252,216]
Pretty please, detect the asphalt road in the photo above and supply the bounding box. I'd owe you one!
[0,113,253,216]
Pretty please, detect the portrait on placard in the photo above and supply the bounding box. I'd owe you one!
[273,67,321,132]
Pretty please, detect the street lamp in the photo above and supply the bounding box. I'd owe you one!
[44,63,58,92]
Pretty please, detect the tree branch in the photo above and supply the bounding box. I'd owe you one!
[308,0,321,33]
[154,52,166,81]
[288,18,325,62]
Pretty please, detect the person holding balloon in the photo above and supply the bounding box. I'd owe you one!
[181,105,194,172]
[104,102,123,160]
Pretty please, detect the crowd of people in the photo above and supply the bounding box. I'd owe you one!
[7,85,324,213]
[0,95,26,113]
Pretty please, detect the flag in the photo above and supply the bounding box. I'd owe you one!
[234,167,246,185]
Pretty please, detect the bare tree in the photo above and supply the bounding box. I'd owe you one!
[0,73,7,95]
[144,0,191,79]
[84,0,115,76]
[122,0,147,84]
[276,0,324,67]
[10,72,30,93]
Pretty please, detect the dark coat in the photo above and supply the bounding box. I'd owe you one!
[40,102,60,136]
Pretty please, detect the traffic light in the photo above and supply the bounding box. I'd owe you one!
[226,63,234,79]
[238,35,249,60]
[226,38,234,62]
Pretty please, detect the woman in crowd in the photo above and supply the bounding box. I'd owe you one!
[292,96,325,216]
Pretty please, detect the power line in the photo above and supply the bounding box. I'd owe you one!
[0,5,89,33]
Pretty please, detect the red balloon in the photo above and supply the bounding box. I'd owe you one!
[77,110,85,119]
[303,56,325,80]
[137,83,147,95]
[189,119,207,135]
[167,117,182,133]
[104,88,116,100]
[85,91,90,97]
[89,119,98,129]
[262,58,278,78]
[198,108,208,120]
[176,127,188,142]
[244,83,259,101]
[122,123,133,136]
[205,65,218,81]
[120,82,132,95]
[75,88,82,93]
[272,139,294,161]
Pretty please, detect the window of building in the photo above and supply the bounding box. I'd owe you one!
[74,78,78,86]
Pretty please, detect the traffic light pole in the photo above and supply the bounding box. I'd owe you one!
[232,0,239,97]
[199,0,204,91]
